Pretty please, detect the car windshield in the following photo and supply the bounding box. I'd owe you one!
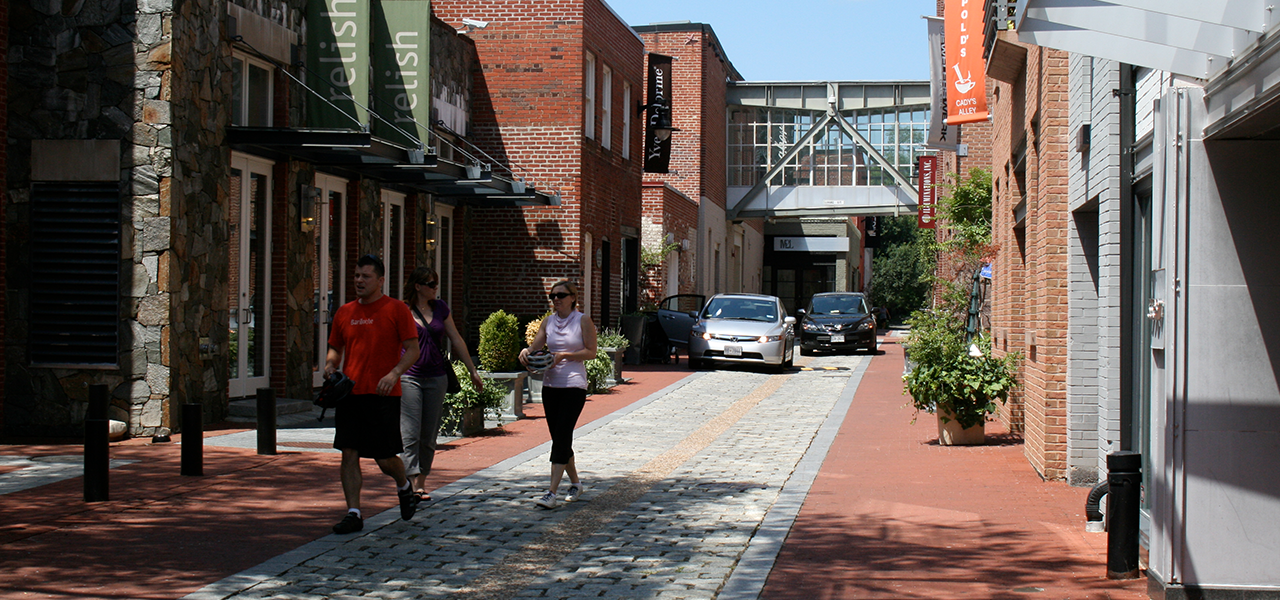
[808,295,869,316]
[701,298,779,322]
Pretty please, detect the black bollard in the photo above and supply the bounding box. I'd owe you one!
[256,387,276,455]
[1106,451,1142,579]
[181,403,203,476]
[84,384,110,502]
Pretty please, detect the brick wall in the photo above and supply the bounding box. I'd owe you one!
[989,36,1072,480]
[434,0,644,335]
[640,181,699,305]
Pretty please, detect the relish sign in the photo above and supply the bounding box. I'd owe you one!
[944,0,988,125]
[917,155,937,229]
[307,0,370,129]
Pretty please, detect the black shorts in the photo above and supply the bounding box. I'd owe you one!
[332,394,403,459]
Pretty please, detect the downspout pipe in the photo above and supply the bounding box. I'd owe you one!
[1085,480,1109,532]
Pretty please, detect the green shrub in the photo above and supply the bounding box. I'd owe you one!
[903,309,1019,429]
[586,347,614,394]
[596,327,629,350]
[440,361,507,435]
[478,310,520,372]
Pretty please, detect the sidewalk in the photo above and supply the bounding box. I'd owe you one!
[762,333,1148,600]
[0,367,689,600]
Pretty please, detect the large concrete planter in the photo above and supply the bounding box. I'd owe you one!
[525,371,544,403]
[601,347,626,387]
[937,409,985,446]
[483,371,528,421]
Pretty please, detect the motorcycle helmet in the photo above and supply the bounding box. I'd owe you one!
[314,370,354,409]
[525,350,555,373]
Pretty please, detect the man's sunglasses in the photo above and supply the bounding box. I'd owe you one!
[548,292,573,300]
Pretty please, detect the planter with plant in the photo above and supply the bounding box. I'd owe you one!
[902,168,1021,445]
[478,310,527,420]
[441,361,507,436]
[596,327,629,386]
[585,346,615,394]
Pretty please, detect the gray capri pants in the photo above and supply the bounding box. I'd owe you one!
[400,374,448,478]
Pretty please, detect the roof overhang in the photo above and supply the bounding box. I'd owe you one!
[1013,0,1280,138]
[226,127,560,207]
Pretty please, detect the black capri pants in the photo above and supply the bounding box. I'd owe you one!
[542,386,588,464]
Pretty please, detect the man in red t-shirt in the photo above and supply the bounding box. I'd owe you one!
[324,254,420,534]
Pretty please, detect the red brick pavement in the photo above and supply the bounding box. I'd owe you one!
[762,335,1148,600]
[0,366,689,600]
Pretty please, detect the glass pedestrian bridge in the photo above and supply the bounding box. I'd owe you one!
[726,81,931,219]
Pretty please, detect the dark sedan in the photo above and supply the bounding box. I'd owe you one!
[798,292,877,355]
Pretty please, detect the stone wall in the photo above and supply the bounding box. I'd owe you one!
[5,0,151,435]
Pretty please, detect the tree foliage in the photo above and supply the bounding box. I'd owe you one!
[868,216,935,322]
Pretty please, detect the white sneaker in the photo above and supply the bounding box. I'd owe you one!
[564,482,586,502]
[534,490,558,509]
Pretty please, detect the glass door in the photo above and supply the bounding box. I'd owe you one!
[382,190,406,300]
[229,153,273,397]
[313,173,347,386]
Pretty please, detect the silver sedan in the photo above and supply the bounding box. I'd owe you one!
[688,294,796,371]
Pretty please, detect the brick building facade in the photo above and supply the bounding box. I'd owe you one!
[634,23,761,300]
[433,0,645,332]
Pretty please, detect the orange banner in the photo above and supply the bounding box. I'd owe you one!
[945,0,989,125]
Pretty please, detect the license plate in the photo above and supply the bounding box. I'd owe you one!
[831,334,845,343]
[724,345,743,357]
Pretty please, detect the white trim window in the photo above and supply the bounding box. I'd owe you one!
[231,52,274,127]
[584,51,596,139]
[382,190,406,299]
[602,64,612,150]
[622,81,632,159]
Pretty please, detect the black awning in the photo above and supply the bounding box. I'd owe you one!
[226,127,558,207]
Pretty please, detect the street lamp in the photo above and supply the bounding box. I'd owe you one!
[637,101,679,141]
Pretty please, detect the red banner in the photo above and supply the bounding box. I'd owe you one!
[945,0,988,125]
[918,156,937,229]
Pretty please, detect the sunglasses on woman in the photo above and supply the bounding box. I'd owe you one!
[419,280,438,289]
[548,292,573,300]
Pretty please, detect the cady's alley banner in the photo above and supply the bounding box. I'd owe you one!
[917,155,937,229]
[944,0,988,125]
[643,53,674,174]
[372,0,431,148]
[308,0,371,129]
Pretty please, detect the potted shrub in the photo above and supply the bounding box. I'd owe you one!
[585,346,615,394]
[441,361,506,436]
[903,309,1019,445]
[477,310,527,420]
[902,168,1020,445]
[596,327,630,386]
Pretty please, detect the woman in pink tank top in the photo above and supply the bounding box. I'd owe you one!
[519,280,598,509]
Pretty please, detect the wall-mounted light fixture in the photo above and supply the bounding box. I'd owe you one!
[299,184,321,232]
[637,100,678,142]
[424,214,437,251]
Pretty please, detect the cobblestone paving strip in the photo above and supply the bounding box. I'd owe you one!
[187,353,866,600]
[454,373,792,600]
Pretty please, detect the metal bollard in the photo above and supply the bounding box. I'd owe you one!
[84,384,110,502]
[1106,451,1142,579]
[181,403,203,476]
[256,387,277,455]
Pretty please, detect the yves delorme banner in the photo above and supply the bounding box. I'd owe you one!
[944,0,989,125]
[925,16,958,150]
[917,155,937,229]
[372,0,431,148]
[643,53,673,174]
[307,0,370,129]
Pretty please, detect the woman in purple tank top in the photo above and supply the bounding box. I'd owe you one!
[519,280,597,509]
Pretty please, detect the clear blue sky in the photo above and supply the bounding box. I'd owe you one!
[611,0,936,82]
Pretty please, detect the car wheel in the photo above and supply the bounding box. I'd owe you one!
[800,347,813,356]
[783,355,793,369]
[688,357,702,370]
